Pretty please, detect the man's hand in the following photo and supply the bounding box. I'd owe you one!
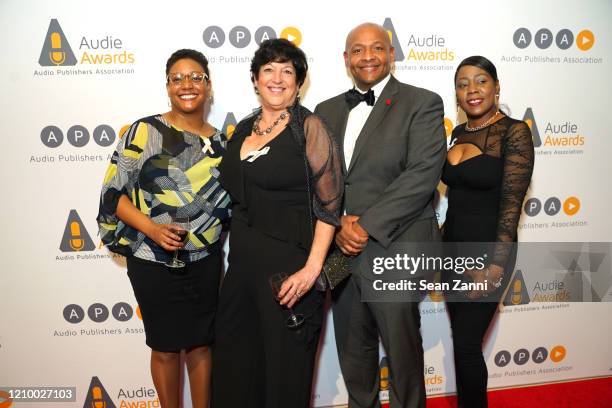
[335,215,369,256]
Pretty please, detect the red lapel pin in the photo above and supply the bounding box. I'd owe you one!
[386,99,391,106]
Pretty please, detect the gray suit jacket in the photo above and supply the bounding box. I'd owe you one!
[315,76,446,268]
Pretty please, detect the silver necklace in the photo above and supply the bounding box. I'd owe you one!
[465,111,499,132]
[253,111,288,136]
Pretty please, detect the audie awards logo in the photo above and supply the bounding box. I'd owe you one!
[36,19,136,76]
[60,210,95,252]
[39,19,77,66]
[83,377,116,408]
[523,107,585,156]
[383,18,455,71]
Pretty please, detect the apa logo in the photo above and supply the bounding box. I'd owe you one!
[203,25,302,48]
[63,303,140,324]
[41,124,117,148]
[503,269,530,306]
[221,112,238,139]
[524,196,580,217]
[522,108,542,148]
[39,19,77,66]
[494,345,566,367]
[83,377,116,408]
[513,28,595,51]
[60,210,95,252]
[382,18,405,61]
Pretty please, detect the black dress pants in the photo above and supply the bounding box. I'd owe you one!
[332,275,426,408]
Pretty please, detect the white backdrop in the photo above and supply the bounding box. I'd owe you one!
[1,0,611,407]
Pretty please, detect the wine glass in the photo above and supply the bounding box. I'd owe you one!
[165,215,190,268]
[269,272,305,329]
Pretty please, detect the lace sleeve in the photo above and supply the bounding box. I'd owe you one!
[492,121,535,266]
[304,115,343,226]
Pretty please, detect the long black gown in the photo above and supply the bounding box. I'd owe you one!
[212,107,342,408]
[441,115,534,408]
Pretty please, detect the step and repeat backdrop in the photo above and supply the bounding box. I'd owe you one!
[1,0,611,407]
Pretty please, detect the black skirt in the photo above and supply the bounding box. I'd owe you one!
[127,251,221,352]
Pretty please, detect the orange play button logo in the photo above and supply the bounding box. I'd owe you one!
[280,27,302,46]
[563,197,580,216]
[576,30,594,51]
[550,345,566,363]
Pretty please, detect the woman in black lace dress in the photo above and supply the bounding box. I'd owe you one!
[211,39,343,408]
[442,56,534,407]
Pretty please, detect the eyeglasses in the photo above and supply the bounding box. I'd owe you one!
[167,71,209,86]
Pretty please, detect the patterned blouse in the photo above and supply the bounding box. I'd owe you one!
[97,115,231,263]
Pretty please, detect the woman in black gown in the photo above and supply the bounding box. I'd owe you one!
[212,39,343,408]
[442,56,534,407]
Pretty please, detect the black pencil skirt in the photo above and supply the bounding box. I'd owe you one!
[127,251,222,352]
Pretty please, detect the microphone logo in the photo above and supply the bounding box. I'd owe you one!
[511,279,522,305]
[60,210,95,252]
[49,32,66,65]
[503,269,530,306]
[69,221,85,251]
[91,386,106,408]
[82,377,116,408]
[38,19,77,66]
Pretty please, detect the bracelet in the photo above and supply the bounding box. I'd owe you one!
[485,267,503,288]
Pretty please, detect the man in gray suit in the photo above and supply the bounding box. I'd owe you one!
[315,23,446,408]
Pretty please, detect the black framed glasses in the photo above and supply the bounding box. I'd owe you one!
[167,71,209,86]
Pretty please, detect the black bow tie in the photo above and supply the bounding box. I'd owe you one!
[345,88,375,110]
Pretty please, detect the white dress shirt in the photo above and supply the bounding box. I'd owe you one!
[343,74,391,169]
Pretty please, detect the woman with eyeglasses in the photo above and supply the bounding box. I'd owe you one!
[97,49,230,408]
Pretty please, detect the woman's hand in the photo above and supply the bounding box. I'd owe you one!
[278,263,321,308]
[116,196,186,252]
[145,223,186,251]
[464,264,504,300]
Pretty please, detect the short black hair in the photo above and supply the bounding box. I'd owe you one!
[250,39,308,87]
[454,55,498,83]
[166,49,210,78]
